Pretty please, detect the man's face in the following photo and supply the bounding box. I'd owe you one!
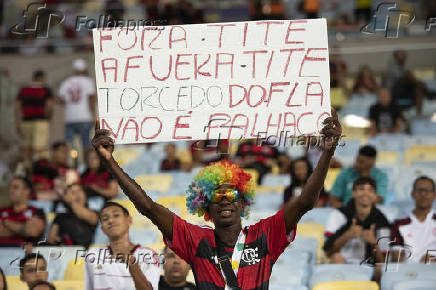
[88,150,101,170]
[378,88,392,106]
[64,184,86,206]
[352,184,377,207]
[9,178,30,204]
[100,206,131,239]
[163,248,191,284]
[208,184,244,227]
[52,145,68,165]
[412,179,436,209]
[20,258,48,287]
[354,154,375,174]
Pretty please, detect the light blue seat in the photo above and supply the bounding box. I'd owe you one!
[393,280,436,290]
[88,196,105,211]
[381,264,436,290]
[93,222,109,244]
[367,134,409,153]
[32,246,85,281]
[288,237,318,265]
[0,247,25,276]
[251,193,283,212]
[376,205,400,223]
[270,259,310,286]
[270,284,308,290]
[309,264,374,289]
[130,229,159,245]
[334,138,362,166]
[262,174,290,187]
[300,207,334,227]
[378,166,400,206]
[410,118,436,136]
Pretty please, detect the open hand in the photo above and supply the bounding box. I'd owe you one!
[91,120,115,161]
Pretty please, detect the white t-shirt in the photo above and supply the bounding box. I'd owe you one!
[392,210,436,263]
[59,75,95,123]
[84,245,160,290]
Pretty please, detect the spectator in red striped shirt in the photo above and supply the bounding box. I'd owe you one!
[0,177,46,247]
[15,70,53,164]
[81,149,119,201]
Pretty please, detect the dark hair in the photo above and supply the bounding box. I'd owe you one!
[30,281,55,290]
[100,202,129,218]
[32,70,44,81]
[352,177,377,191]
[413,176,435,191]
[290,157,313,185]
[0,267,7,290]
[19,253,46,274]
[51,141,67,151]
[358,145,377,158]
[13,176,33,192]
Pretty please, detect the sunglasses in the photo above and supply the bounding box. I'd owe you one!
[211,188,240,203]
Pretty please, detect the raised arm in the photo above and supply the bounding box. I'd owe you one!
[283,108,342,234]
[91,121,174,240]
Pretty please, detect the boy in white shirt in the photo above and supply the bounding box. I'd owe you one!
[84,202,160,290]
[391,176,436,263]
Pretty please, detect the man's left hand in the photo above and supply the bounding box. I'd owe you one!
[320,107,342,151]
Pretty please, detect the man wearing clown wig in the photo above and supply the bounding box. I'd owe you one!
[92,109,342,290]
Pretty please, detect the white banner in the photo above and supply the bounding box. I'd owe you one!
[92,19,331,144]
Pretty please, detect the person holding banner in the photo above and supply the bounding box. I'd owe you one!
[91,108,341,290]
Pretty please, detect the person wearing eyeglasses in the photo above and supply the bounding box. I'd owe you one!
[391,176,436,263]
[91,109,342,290]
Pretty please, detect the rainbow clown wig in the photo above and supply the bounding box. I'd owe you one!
[186,160,255,221]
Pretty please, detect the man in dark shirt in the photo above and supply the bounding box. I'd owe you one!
[0,177,46,246]
[369,88,403,137]
[159,246,196,290]
[15,70,53,163]
[47,183,98,248]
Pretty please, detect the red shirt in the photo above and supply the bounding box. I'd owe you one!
[164,210,295,290]
[0,206,46,246]
[18,85,52,120]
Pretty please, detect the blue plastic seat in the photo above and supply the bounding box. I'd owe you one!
[393,280,436,290]
[300,207,334,227]
[309,264,374,289]
[381,264,436,290]
[0,247,26,276]
[262,174,290,187]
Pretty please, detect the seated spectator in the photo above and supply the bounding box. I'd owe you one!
[81,149,118,200]
[392,70,425,115]
[0,177,45,247]
[324,177,390,265]
[30,281,55,290]
[32,141,69,200]
[0,267,7,290]
[160,143,181,171]
[283,157,328,207]
[329,145,387,208]
[47,183,98,248]
[234,139,278,184]
[159,246,196,290]
[353,65,378,94]
[19,253,48,289]
[391,176,436,263]
[85,202,160,290]
[329,49,347,88]
[369,88,404,137]
[277,152,292,174]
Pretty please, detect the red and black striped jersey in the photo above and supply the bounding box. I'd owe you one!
[165,209,296,290]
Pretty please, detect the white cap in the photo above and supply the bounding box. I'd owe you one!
[73,59,87,72]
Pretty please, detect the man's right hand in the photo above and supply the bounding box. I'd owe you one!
[91,120,115,161]
[346,218,363,239]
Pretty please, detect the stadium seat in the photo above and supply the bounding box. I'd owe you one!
[381,263,436,290]
[404,145,436,166]
[0,247,26,276]
[262,174,290,187]
[113,148,141,166]
[334,138,362,166]
[52,280,84,290]
[270,254,310,286]
[376,205,400,223]
[313,281,379,290]
[5,276,27,290]
[309,264,374,289]
[296,223,325,263]
[251,192,283,212]
[367,134,409,153]
[377,151,400,165]
[324,168,341,192]
[156,196,187,218]
[63,258,84,281]
[134,174,173,193]
[393,280,436,290]
[270,284,308,290]
[32,246,85,281]
[28,200,53,214]
[288,236,319,265]
[410,119,436,136]
[331,88,348,108]
[300,207,334,227]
